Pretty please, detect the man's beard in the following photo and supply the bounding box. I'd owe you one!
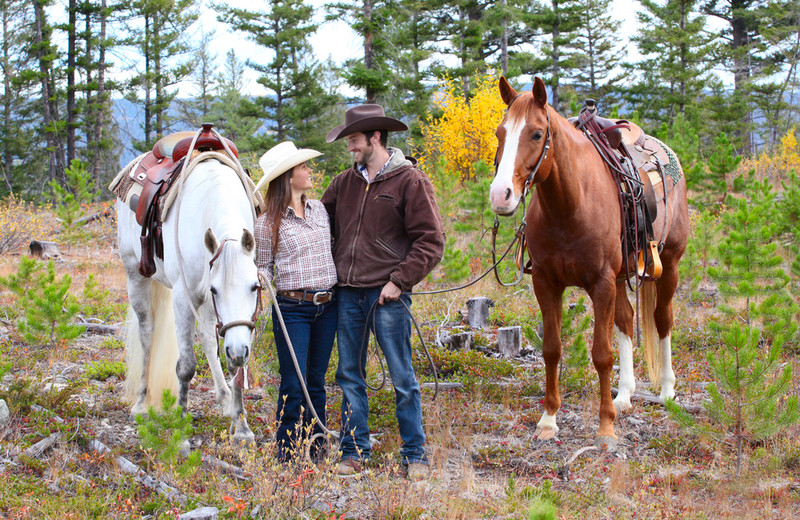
[355,143,373,166]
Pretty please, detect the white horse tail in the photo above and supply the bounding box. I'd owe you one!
[640,280,661,390]
[124,282,179,409]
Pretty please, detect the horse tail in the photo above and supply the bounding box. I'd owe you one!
[124,282,179,408]
[640,280,661,390]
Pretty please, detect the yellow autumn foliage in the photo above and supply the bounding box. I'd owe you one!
[0,195,55,255]
[738,127,800,183]
[418,73,506,182]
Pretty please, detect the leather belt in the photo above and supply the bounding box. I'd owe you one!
[277,289,334,305]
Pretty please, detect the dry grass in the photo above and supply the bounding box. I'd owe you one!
[0,204,798,519]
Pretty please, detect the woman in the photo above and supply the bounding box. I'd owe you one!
[254,141,337,462]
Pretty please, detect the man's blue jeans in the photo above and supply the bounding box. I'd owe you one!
[336,286,427,465]
[272,295,337,461]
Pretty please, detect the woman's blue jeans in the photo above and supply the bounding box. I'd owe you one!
[335,286,427,465]
[271,295,337,461]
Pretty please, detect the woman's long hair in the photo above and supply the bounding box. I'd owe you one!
[263,168,293,256]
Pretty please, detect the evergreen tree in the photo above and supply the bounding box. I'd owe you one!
[174,30,219,128]
[708,172,796,340]
[567,0,625,107]
[526,0,584,114]
[0,0,46,195]
[701,0,800,153]
[136,390,201,478]
[18,260,84,347]
[124,0,199,151]
[626,0,716,130]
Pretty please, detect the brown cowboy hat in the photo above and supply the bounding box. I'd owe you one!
[326,104,408,143]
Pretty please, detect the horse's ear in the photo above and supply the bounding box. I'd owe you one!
[204,228,219,254]
[532,77,548,108]
[241,228,255,254]
[499,76,517,106]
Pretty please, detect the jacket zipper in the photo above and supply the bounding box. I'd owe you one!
[345,181,371,284]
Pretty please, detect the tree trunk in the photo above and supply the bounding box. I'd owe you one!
[67,0,76,164]
[94,0,107,185]
[501,0,508,75]
[550,0,561,113]
[363,0,375,104]
[33,0,66,185]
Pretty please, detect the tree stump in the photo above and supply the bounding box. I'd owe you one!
[449,332,474,351]
[497,326,522,358]
[467,297,493,329]
[29,240,61,259]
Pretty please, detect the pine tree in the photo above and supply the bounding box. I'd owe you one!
[124,0,199,151]
[707,172,794,337]
[567,0,625,106]
[667,324,799,475]
[135,389,201,478]
[18,260,84,347]
[50,159,95,243]
[625,0,716,130]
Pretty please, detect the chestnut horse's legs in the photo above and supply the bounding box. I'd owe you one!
[613,279,635,411]
[653,259,680,401]
[588,275,618,449]
[533,277,564,440]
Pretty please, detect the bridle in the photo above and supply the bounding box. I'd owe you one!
[490,102,552,285]
[207,238,261,342]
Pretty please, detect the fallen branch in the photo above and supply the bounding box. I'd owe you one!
[201,453,248,480]
[77,322,121,335]
[24,433,60,458]
[74,206,114,225]
[611,387,702,414]
[86,439,187,506]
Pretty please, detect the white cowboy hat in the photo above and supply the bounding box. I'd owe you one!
[255,141,323,192]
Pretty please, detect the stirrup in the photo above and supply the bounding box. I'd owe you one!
[637,241,663,278]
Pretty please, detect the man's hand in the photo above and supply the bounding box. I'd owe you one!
[378,281,401,305]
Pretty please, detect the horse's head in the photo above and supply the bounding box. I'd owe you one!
[204,228,260,369]
[490,76,552,215]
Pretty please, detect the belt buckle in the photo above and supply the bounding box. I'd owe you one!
[312,291,330,305]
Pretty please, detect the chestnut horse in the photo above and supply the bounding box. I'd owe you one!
[489,77,689,449]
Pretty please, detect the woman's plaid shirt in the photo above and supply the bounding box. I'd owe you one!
[254,199,338,291]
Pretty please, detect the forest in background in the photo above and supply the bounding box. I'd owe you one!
[1,0,799,197]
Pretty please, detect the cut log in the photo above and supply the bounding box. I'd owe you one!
[24,433,60,458]
[449,332,474,351]
[29,240,60,259]
[466,297,493,329]
[74,206,114,225]
[497,326,522,358]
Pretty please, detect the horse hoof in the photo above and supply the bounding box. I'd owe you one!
[534,427,558,441]
[613,396,632,412]
[594,435,618,452]
[232,430,255,446]
[659,388,676,403]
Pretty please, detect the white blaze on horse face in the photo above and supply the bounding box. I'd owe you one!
[490,117,525,214]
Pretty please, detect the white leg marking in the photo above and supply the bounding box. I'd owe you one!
[659,333,676,401]
[535,411,559,440]
[613,325,635,411]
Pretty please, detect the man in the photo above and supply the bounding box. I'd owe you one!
[321,104,445,480]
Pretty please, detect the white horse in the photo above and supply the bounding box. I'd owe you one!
[117,154,260,443]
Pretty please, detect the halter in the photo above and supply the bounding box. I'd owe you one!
[208,238,261,339]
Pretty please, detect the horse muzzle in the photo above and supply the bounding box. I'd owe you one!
[489,187,521,215]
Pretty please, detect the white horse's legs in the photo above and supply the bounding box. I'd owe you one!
[535,411,559,439]
[128,278,154,418]
[173,293,199,413]
[659,333,676,401]
[195,302,253,444]
[613,325,636,412]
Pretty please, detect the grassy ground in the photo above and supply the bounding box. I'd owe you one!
[0,203,798,519]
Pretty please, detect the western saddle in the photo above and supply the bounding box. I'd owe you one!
[570,101,673,281]
[113,123,239,277]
